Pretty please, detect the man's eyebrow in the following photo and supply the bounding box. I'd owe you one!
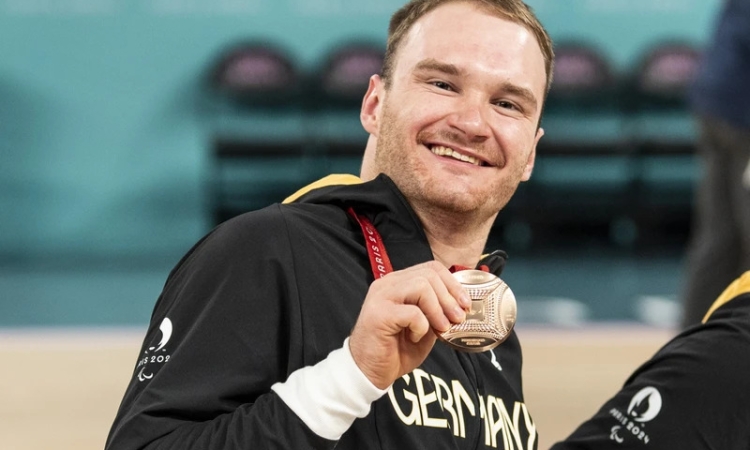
[502,83,536,105]
[413,58,463,77]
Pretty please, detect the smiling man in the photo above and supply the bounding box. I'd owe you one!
[359,0,547,270]
[105,1,554,449]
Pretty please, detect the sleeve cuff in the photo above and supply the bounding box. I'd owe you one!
[271,337,388,440]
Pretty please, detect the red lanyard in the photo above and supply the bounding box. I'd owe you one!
[347,207,491,278]
[347,207,394,279]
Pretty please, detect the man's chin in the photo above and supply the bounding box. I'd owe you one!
[421,191,491,215]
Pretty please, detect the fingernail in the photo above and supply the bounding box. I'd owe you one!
[453,306,466,322]
[460,292,471,308]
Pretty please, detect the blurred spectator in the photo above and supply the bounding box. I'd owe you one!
[681,0,750,328]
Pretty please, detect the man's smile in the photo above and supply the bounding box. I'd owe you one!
[427,144,490,167]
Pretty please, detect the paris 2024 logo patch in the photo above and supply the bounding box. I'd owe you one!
[608,386,662,444]
[135,318,173,382]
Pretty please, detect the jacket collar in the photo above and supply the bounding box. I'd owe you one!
[285,174,433,271]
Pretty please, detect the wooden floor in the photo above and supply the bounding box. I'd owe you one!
[520,325,672,448]
[0,325,673,450]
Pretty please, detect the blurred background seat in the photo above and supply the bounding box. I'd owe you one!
[308,40,385,176]
[622,40,703,246]
[501,41,634,250]
[206,41,316,224]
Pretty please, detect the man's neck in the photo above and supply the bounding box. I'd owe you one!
[413,204,495,269]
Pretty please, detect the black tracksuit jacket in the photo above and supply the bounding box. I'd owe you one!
[105,174,537,450]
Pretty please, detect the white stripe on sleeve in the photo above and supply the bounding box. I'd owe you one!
[271,338,388,440]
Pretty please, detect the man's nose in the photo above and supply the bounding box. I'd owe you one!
[447,96,491,142]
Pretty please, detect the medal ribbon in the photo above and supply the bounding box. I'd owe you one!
[347,207,492,279]
[347,207,394,279]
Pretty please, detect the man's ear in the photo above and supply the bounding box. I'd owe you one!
[521,127,543,181]
[360,74,384,135]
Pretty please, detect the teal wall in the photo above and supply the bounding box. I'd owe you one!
[0,0,721,261]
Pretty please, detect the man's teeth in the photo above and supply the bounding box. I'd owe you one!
[430,145,482,166]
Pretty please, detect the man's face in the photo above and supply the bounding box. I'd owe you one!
[361,1,546,218]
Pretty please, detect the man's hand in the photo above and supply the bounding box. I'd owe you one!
[348,261,471,389]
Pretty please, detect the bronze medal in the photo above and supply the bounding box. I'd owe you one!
[439,270,517,352]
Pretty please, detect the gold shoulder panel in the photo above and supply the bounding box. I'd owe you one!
[702,271,750,323]
[282,174,363,204]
